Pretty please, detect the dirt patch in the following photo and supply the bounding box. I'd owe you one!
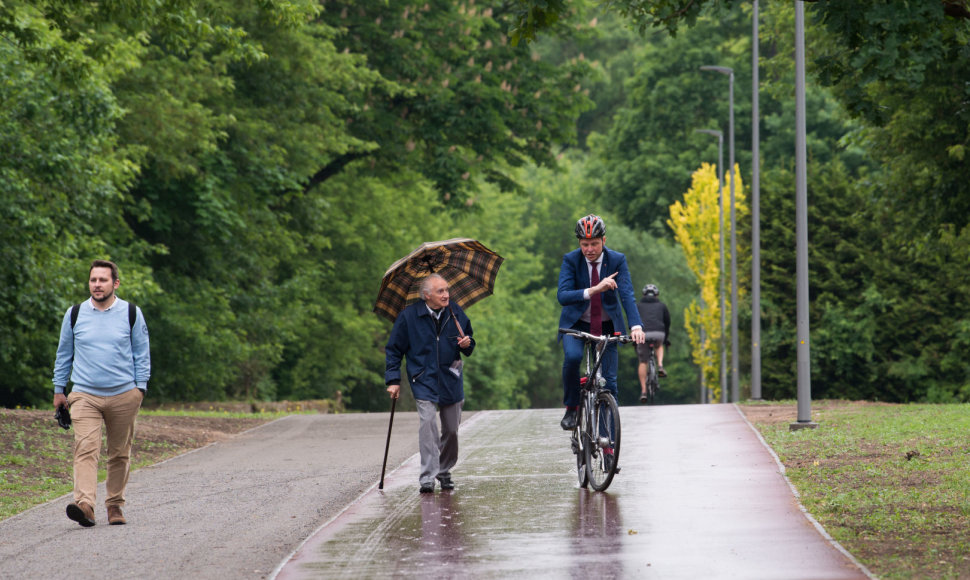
[135,414,270,449]
[738,399,899,426]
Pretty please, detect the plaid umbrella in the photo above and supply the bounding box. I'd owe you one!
[374,238,504,322]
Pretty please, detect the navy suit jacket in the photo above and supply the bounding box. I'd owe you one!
[557,247,643,337]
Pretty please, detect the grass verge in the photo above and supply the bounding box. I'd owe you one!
[740,400,970,580]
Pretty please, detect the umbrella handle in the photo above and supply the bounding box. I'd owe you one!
[448,306,465,338]
[378,396,397,490]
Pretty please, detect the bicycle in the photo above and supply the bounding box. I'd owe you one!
[559,327,633,492]
[640,339,661,405]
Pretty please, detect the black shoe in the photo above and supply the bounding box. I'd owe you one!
[437,476,455,490]
[419,482,435,494]
[658,366,667,378]
[560,409,578,431]
[639,393,648,404]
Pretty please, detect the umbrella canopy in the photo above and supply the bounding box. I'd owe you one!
[374,238,504,322]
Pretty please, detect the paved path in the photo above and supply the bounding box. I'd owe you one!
[1,405,873,579]
[275,405,873,579]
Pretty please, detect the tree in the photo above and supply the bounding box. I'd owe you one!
[312,0,596,205]
[585,7,753,236]
[669,163,746,401]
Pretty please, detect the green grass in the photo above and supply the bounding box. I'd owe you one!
[747,401,970,579]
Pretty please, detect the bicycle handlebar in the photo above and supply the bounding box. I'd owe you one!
[558,328,634,344]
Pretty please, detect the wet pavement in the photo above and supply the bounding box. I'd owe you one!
[273,405,873,579]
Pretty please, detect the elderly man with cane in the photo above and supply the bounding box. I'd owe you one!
[384,274,475,493]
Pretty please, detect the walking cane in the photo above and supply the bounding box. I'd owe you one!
[378,396,397,490]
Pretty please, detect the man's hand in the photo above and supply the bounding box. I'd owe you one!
[387,384,400,399]
[593,272,618,294]
[631,327,646,344]
[54,393,67,409]
[457,335,472,349]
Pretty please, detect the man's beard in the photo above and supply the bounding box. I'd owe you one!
[92,290,115,304]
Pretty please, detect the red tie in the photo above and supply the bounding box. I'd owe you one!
[590,262,602,336]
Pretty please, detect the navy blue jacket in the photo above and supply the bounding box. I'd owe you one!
[385,301,475,405]
[557,246,643,337]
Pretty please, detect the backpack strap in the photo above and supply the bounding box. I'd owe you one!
[70,302,137,330]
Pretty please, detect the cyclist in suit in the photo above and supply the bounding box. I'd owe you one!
[558,215,645,431]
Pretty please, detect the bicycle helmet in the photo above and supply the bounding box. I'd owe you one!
[642,284,659,297]
[575,214,606,239]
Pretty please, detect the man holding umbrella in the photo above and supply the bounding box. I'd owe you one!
[385,274,475,493]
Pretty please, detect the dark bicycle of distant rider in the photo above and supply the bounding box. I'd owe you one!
[636,283,670,404]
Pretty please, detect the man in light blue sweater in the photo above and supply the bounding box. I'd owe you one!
[53,260,151,527]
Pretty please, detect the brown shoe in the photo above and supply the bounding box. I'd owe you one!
[107,505,126,525]
[66,502,96,527]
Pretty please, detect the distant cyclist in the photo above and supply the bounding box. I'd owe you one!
[636,284,670,403]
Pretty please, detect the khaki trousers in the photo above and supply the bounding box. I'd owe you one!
[67,389,143,509]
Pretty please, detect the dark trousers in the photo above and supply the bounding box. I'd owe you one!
[561,320,617,407]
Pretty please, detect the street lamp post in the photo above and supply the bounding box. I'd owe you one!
[701,65,739,403]
[792,1,816,430]
[695,129,726,404]
[751,0,762,400]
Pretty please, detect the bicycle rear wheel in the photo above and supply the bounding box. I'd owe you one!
[647,357,658,405]
[585,392,621,491]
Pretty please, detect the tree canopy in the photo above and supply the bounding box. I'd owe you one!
[3,1,970,410]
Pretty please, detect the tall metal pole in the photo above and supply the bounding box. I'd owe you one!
[793,1,815,428]
[700,325,707,403]
[700,65,737,403]
[717,135,726,404]
[728,71,739,404]
[695,129,726,404]
[751,0,762,400]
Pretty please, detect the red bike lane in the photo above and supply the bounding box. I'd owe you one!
[273,405,873,579]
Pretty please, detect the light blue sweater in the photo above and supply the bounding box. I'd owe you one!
[52,297,151,396]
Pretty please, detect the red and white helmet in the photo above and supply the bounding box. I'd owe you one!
[575,214,606,239]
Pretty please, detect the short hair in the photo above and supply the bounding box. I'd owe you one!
[420,273,447,299]
[90,259,119,281]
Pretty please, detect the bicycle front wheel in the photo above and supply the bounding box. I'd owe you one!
[572,429,588,488]
[585,391,621,491]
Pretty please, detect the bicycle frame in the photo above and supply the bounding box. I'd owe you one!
[560,328,632,491]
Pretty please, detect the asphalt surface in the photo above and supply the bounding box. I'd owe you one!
[1,405,874,579]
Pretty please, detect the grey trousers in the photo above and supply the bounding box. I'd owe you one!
[415,398,463,485]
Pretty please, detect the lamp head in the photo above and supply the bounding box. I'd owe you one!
[700,65,733,76]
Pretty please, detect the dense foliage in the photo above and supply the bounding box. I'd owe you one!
[2,1,968,410]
